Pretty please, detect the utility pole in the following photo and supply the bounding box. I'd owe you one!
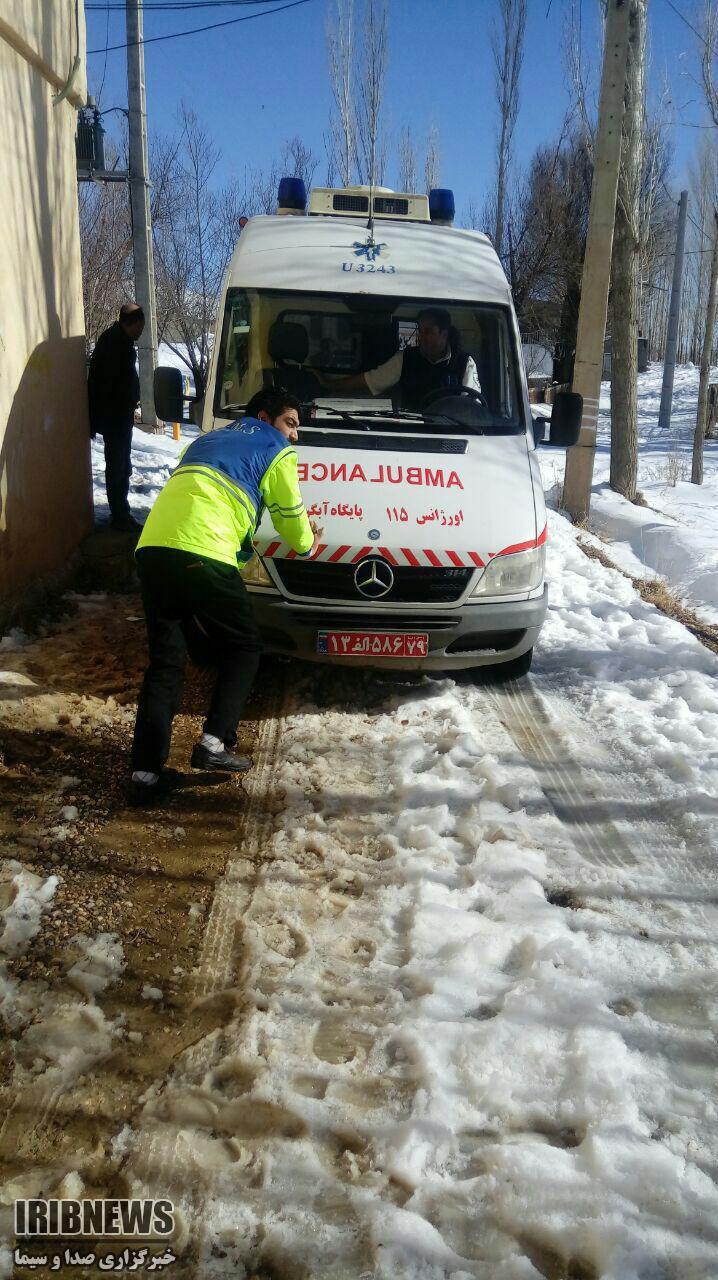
[563,0,632,522]
[658,190,688,431]
[126,0,158,427]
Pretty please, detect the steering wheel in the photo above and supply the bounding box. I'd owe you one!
[420,385,488,412]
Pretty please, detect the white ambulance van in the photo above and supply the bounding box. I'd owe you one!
[154,182,581,677]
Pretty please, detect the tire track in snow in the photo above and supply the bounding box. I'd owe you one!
[483,676,717,889]
[117,668,718,1279]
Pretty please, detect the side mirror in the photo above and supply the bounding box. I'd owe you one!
[154,366,184,423]
[549,390,582,446]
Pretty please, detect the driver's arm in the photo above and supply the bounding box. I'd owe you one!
[463,357,482,394]
[324,350,404,397]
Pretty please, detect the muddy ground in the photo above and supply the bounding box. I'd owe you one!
[0,590,281,1278]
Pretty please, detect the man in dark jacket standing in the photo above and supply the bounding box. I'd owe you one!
[88,303,145,532]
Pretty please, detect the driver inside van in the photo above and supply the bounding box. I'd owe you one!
[326,307,481,412]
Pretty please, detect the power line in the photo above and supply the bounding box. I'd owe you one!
[87,0,312,53]
[87,1,291,9]
[662,0,712,52]
[661,180,714,245]
[96,2,111,102]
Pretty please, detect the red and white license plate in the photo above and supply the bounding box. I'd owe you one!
[317,631,429,658]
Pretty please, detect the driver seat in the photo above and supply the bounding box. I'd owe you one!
[266,321,322,402]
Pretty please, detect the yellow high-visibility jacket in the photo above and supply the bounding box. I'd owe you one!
[137,417,313,567]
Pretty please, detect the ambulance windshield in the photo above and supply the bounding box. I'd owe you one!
[214,289,524,434]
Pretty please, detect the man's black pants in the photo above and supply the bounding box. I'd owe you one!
[131,548,262,773]
[102,418,133,520]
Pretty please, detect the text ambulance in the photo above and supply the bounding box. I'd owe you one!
[155,183,581,675]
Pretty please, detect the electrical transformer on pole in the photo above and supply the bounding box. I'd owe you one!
[126,0,158,428]
[562,0,633,522]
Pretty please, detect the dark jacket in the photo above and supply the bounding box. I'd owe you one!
[87,322,140,436]
[399,345,470,411]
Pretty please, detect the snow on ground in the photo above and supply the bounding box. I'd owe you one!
[111,504,718,1277]
[91,424,193,524]
[540,363,718,622]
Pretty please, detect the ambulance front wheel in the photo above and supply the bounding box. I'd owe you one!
[486,647,533,682]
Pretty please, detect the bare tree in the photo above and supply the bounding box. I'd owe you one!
[397,124,417,192]
[609,0,647,502]
[702,0,718,127]
[424,123,441,193]
[692,209,718,483]
[281,135,319,190]
[152,106,243,395]
[490,0,527,262]
[79,141,133,350]
[326,0,357,186]
[356,0,389,185]
[326,0,388,188]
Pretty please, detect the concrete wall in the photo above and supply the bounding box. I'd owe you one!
[0,1,93,614]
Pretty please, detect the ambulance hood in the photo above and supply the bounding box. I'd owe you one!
[254,431,541,572]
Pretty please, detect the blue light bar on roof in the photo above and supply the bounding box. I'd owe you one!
[429,188,455,225]
[277,177,307,213]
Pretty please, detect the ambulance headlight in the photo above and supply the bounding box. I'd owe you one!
[470,545,545,597]
[240,554,274,588]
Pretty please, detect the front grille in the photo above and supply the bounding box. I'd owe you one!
[298,432,467,454]
[333,194,369,212]
[273,559,472,604]
[289,611,457,631]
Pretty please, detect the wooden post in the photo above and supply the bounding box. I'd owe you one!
[562,0,632,523]
[172,422,181,442]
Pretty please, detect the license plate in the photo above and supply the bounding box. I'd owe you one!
[317,631,429,658]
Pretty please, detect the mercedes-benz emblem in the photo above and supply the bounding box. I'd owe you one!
[354,557,394,599]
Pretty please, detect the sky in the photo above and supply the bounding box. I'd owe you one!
[84,0,716,219]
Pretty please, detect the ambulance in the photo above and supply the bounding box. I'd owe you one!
[154,181,581,676]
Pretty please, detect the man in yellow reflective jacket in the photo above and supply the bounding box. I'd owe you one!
[130,389,319,803]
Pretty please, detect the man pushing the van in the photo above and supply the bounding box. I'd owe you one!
[129,389,320,804]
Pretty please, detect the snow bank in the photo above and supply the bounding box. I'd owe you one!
[541,363,718,620]
[589,483,718,624]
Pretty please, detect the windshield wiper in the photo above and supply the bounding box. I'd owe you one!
[310,405,372,429]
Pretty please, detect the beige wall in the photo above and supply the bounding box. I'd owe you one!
[0,0,93,608]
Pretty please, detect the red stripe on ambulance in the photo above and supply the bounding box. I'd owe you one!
[401,547,420,566]
[424,549,442,567]
[491,523,548,559]
[328,545,351,562]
